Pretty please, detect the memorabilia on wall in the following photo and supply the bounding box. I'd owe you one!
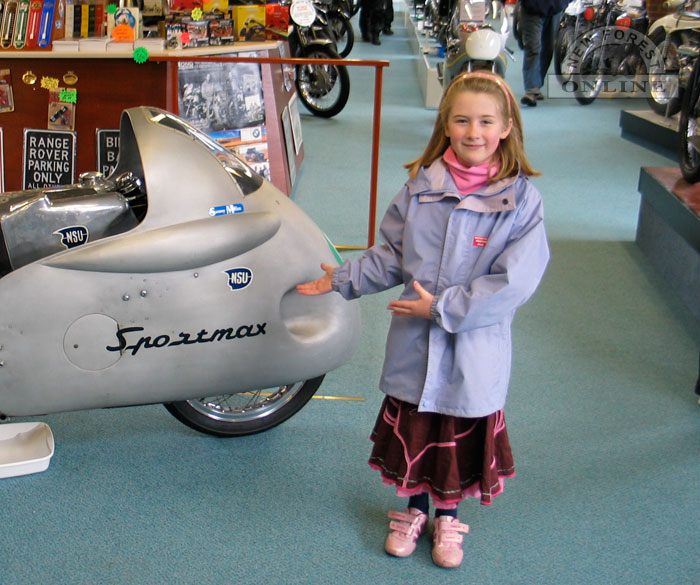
[0,69,14,113]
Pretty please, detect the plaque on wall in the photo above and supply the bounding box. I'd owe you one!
[22,129,77,190]
[96,129,120,177]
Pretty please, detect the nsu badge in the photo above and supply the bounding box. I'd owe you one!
[224,267,253,291]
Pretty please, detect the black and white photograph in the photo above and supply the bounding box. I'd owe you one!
[177,58,265,134]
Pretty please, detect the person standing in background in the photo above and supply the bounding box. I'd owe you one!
[519,0,569,106]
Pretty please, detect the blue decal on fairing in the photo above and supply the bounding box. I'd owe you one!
[224,267,253,291]
[54,226,89,249]
[209,203,244,216]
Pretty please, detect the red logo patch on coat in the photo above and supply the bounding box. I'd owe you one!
[473,236,488,247]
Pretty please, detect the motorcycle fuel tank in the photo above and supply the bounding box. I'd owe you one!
[0,107,361,417]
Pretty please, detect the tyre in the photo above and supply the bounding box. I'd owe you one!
[554,25,574,84]
[164,376,325,437]
[647,28,682,117]
[295,44,351,118]
[327,11,354,57]
[574,42,603,105]
[679,57,700,183]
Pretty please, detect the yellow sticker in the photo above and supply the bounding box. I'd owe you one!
[40,77,60,90]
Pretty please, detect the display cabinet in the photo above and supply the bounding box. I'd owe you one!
[0,42,303,195]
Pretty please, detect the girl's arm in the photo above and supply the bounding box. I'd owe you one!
[329,187,410,299]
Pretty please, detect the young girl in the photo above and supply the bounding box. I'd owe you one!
[297,72,549,568]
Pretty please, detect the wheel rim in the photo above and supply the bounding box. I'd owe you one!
[649,38,679,106]
[297,56,343,110]
[330,18,348,54]
[186,382,307,424]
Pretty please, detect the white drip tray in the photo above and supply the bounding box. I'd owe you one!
[0,422,55,478]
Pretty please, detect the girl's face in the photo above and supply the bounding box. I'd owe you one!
[444,90,513,167]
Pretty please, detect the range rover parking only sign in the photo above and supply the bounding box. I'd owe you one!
[22,128,77,190]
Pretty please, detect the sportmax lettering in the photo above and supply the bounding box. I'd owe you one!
[106,323,267,356]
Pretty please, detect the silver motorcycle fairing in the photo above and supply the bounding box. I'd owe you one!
[0,107,361,417]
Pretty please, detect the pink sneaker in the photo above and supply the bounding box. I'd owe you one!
[384,508,428,557]
[431,516,469,568]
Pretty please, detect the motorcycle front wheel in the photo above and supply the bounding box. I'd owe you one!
[554,25,575,84]
[327,11,354,57]
[295,45,350,118]
[574,43,603,105]
[646,28,682,117]
[164,376,324,436]
[679,57,700,183]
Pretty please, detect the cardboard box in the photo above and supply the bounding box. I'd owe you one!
[208,16,234,45]
[265,3,288,39]
[233,4,265,41]
[184,18,209,47]
[203,0,227,13]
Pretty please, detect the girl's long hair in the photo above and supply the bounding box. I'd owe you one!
[405,73,540,181]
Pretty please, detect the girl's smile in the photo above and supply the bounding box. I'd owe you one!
[445,90,512,168]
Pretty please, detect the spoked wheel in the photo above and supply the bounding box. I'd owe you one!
[647,29,682,117]
[554,26,575,84]
[164,376,324,437]
[327,11,354,57]
[679,57,700,183]
[295,44,350,118]
[574,43,604,105]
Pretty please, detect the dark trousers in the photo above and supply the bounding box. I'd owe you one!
[520,8,562,93]
[360,0,390,38]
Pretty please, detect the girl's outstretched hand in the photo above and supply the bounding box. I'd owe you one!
[387,280,434,319]
[296,262,335,296]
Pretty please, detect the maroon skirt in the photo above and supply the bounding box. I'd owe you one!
[368,396,515,506]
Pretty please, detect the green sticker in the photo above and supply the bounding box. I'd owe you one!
[133,47,149,64]
[59,89,77,103]
[107,3,117,13]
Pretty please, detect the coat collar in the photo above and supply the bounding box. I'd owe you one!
[408,159,519,213]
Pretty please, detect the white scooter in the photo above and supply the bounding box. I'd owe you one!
[439,0,514,86]
[647,0,700,116]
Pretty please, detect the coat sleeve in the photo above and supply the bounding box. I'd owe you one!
[431,183,550,333]
[332,186,410,299]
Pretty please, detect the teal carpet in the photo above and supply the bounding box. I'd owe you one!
[2,6,699,584]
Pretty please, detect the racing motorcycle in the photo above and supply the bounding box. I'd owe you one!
[0,106,361,437]
[571,0,649,105]
[439,0,513,86]
[679,51,700,181]
[266,0,351,117]
[646,0,700,117]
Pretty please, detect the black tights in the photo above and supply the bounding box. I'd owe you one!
[407,493,457,518]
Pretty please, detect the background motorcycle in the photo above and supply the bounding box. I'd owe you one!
[679,50,700,180]
[266,0,351,117]
[439,0,513,86]
[553,0,604,83]
[646,0,700,116]
[315,0,355,57]
[572,0,649,105]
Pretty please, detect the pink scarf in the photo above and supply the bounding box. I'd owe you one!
[442,147,499,196]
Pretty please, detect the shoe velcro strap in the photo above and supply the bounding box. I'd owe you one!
[388,520,413,535]
[388,511,422,524]
[436,532,464,544]
[441,522,469,534]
